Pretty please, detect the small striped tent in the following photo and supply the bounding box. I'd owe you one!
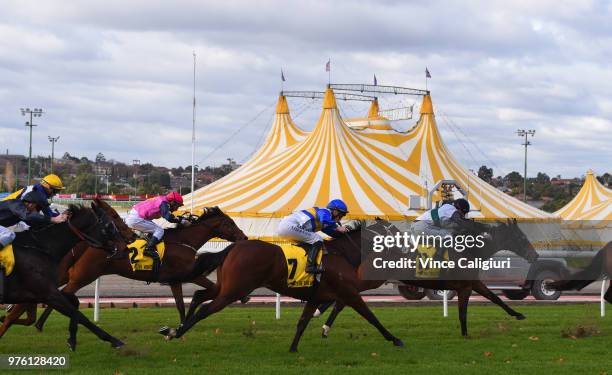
[555,170,612,221]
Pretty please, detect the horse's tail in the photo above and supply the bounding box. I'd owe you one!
[189,243,235,278]
[549,247,606,291]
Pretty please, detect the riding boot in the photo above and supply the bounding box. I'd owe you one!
[143,237,162,276]
[305,242,324,274]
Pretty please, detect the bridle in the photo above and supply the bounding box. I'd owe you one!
[67,211,118,251]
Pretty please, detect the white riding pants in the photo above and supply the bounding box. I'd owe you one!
[125,209,164,240]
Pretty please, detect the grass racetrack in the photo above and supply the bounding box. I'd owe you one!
[1,304,611,374]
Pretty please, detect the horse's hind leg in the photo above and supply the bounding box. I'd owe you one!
[339,291,403,347]
[457,287,471,337]
[472,281,525,320]
[289,301,318,352]
[322,301,346,338]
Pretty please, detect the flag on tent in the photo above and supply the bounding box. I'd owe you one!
[281,69,286,82]
[326,59,330,72]
[425,68,431,78]
[373,74,377,85]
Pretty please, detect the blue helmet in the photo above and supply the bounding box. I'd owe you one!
[327,199,348,214]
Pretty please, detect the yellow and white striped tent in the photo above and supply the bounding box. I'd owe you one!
[555,170,612,221]
[187,88,555,237]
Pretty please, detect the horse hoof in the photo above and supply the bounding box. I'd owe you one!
[313,309,322,318]
[159,326,171,336]
[67,340,76,352]
[289,347,298,353]
[515,314,526,320]
[35,324,44,332]
[112,340,125,349]
[321,324,330,338]
[392,338,404,347]
[240,296,250,304]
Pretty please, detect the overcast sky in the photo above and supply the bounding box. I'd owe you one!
[0,0,610,178]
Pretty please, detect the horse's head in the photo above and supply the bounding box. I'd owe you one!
[491,218,538,263]
[66,204,121,251]
[92,199,136,242]
[194,206,248,242]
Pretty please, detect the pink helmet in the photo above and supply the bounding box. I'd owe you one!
[166,191,184,205]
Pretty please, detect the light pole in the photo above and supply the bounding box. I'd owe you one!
[48,136,59,174]
[516,129,535,202]
[20,108,44,183]
[132,159,140,195]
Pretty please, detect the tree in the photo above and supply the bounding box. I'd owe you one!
[504,171,523,188]
[535,172,550,184]
[95,152,106,163]
[477,165,493,183]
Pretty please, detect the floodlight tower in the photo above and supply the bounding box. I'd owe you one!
[20,107,44,183]
[517,129,536,202]
[48,136,60,173]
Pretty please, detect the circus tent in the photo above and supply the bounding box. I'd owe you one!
[555,170,612,221]
[186,88,556,238]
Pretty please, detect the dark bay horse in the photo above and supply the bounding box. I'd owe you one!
[0,204,125,350]
[549,241,612,301]
[318,219,539,337]
[28,203,248,333]
[160,225,404,352]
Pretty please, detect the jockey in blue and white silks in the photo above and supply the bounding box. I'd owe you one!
[277,199,349,274]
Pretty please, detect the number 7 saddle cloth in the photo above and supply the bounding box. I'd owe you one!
[279,243,323,288]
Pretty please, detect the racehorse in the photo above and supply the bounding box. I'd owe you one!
[9,201,248,336]
[160,223,405,352]
[318,219,539,337]
[549,241,612,301]
[0,204,125,350]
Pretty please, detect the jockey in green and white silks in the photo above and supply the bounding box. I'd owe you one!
[277,199,349,274]
[412,198,487,260]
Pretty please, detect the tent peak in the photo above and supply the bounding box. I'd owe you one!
[276,94,289,114]
[420,94,434,115]
[323,88,337,109]
[367,98,380,118]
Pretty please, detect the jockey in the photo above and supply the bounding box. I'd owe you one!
[0,191,68,249]
[124,192,185,273]
[1,174,65,218]
[277,199,350,274]
[413,198,487,260]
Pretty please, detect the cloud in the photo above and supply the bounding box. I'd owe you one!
[0,0,610,178]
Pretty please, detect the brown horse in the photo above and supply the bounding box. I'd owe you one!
[318,219,539,337]
[0,204,125,350]
[549,241,612,301]
[0,202,247,338]
[160,224,404,352]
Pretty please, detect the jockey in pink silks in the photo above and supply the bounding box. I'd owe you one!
[124,192,185,273]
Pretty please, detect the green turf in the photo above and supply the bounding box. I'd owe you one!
[1,304,611,374]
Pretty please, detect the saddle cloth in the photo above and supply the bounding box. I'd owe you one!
[280,243,323,288]
[127,239,166,272]
[0,244,15,276]
[415,245,449,279]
